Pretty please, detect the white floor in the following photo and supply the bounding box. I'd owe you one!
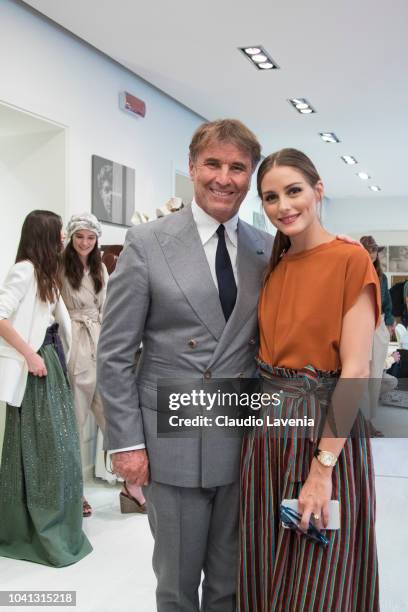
[1,439,408,611]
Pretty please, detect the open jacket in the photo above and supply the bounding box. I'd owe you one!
[0,260,71,407]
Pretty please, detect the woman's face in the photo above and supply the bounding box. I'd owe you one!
[260,165,323,237]
[72,230,97,261]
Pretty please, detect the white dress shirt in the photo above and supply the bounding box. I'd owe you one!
[191,200,239,287]
[110,202,239,455]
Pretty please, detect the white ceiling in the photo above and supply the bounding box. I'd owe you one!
[23,0,408,200]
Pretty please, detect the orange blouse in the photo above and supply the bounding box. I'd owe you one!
[258,239,381,371]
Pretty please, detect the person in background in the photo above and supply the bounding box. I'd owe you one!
[360,235,394,418]
[239,150,380,611]
[403,280,408,326]
[61,213,146,516]
[0,210,92,567]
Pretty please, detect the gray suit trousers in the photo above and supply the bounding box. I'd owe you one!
[144,480,239,612]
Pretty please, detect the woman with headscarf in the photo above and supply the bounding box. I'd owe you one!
[61,213,146,516]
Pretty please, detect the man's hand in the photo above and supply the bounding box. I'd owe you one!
[336,234,362,246]
[112,449,149,486]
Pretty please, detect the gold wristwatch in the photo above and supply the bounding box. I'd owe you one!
[313,448,337,467]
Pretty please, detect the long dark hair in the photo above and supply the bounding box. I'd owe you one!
[257,148,322,277]
[15,210,63,303]
[372,253,383,279]
[62,238,103,293]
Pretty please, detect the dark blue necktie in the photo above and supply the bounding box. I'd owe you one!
[215,224,237,321]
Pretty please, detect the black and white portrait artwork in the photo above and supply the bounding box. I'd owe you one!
[92,155,135,226]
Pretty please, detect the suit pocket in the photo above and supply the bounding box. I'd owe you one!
[137,382,158,411]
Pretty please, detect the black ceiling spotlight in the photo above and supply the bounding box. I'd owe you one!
[288,98,316,114]
[341,155,358,165]
[239,46,279,71]
[319,132,341,143]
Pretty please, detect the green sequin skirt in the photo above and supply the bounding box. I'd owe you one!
[0,344,92,567]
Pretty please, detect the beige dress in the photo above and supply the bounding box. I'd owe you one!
[61,266,109,450]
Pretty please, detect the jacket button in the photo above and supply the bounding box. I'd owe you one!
[248,338,256,345]
[188,339,197,348]
[204,370,212,379]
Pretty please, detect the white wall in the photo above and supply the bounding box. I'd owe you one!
[0,0,205,248]
[323,196,408,240]
[0,104,66,281]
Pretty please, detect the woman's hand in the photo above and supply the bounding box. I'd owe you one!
[298,459,333,531]
[25,351,47,376]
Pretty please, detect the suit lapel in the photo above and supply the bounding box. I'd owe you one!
[155,207,226,340]
[208,221,268,363]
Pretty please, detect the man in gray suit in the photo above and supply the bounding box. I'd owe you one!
[97,119,273,611]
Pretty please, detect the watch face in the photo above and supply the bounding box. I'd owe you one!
[322,455,332,466]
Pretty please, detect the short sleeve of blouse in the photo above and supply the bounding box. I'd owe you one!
[343,247,381,325]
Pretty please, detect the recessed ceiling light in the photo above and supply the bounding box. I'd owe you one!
[244,47,262,55]
[369,185,381,192]
[341,155,358,165]
[320,132,340,143]
[288,98,316,114]
[251,54,268,63]
[357,172,370,180]
[239,46,279,70]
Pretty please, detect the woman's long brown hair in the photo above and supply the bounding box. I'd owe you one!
[257,148,322,278]
[372,253,383,279]
[62,239,104,293]
[15,210,63,303]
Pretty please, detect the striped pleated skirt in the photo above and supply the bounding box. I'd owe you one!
[238,365,379,611]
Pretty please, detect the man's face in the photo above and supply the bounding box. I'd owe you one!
[189,140,253,223]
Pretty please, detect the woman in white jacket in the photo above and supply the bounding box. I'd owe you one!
[0,210,92,567]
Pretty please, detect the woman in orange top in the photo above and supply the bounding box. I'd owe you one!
[238,149,380,611]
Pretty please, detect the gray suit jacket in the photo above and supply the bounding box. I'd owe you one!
[97,204,273,487]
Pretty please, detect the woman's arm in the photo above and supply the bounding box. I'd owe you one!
[298,284,376,529]
[0,262,47,376]
[0,320,47,376]
[100,263,109,312]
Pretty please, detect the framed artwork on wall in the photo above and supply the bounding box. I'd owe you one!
[389,246,408,273]
[92,155,135,227]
